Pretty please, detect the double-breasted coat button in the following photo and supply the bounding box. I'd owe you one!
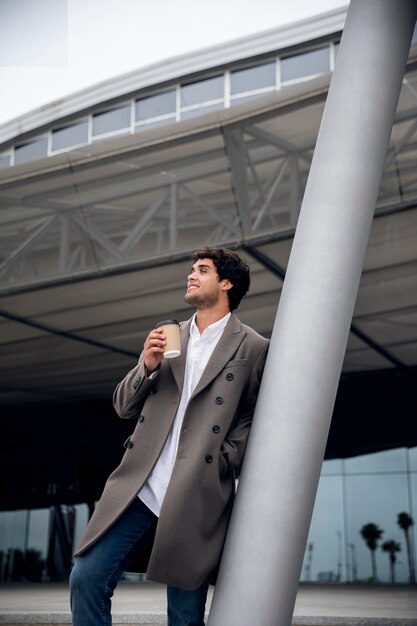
[205,454,213,463]
[215,397,223,405]
[127,441,133,448]
[138,415,145,423]
[150,388,157,395]
[226,373,234,381]
[212,425,220,433]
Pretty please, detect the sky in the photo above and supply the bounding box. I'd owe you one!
[0,0,348,126]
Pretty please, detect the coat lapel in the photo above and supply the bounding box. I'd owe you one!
[191,313,246,399]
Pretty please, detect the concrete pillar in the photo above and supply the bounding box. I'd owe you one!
[208,2,416,625]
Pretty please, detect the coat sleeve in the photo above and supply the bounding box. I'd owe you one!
[113,352,160,419]
[220,342,269,472]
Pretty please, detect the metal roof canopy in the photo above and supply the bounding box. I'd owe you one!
[0,44,416,510]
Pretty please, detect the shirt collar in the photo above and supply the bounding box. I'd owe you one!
[190,312,231,342]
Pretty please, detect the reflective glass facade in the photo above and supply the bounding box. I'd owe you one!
[0,155,10,169]
[0,447,415,583]
[1,41,337,168]
[135,90,176,126]
[92,106,131,137]
[51,122,88,152]
[14,138,48,164]
[281,47,330,83]
[180,75,224,107]
[230,62,276,95]
[302,447,417,584]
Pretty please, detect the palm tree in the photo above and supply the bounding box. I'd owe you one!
[360,523,384,580]
[397,512,416,584]
[304,543,313,582]
[382,540,401,583]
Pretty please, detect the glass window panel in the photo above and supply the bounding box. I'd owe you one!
[321,458,343,475]
[14,138,48,164]
[0,155,10,169]
[281,47,330,83]
[27,509,49,559]
[408,446,417,471]
[180,102,223,120]
[411,474,417,553]
[73,504,89,549]
[52,122,88,152]
[345,448,407,474]
[181,75,223,107]
[135,116,176,132]
[93,106,131,136]
[303,475,345,582]
[231,62,276,95]
[0,510,27,553]
[135,90,176,121]
[346,473,410,583]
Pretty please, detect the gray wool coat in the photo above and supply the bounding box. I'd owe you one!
[74,313,269,590]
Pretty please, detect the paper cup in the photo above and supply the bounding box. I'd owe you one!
[155,319,181,358]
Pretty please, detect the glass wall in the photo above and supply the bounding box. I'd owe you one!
[92,106,131,138]
[0,504,88,582]
[281,47,330,83]
[52,121,89,152]
[14,138,48,164]
[302,447,417,584]
[135,90,177,129]
[2,41,336,167]
[0,447,415,582]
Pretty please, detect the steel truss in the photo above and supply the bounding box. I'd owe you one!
[0,71,417,290]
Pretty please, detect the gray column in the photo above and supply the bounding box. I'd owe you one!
[208,2,416,625]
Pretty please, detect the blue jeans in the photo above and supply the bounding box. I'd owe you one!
[70,497,208,626]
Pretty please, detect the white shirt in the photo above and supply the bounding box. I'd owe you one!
[139,312,231,516]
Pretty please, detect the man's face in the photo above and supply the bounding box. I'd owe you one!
[185,258,229,309]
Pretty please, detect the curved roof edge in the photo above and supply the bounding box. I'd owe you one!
[0,6,347,147]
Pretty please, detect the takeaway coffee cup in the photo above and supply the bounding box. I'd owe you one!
[155,319,181,358]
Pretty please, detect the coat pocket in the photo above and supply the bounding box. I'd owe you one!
[224,358,248,368]
[218,451,230,477]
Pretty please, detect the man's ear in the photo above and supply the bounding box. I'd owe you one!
[221,279,233,292]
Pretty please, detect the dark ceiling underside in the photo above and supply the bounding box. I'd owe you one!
[1,364,416,512]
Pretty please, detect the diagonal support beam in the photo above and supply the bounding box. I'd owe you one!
[69,212,126,263]
[120,189,170,255]
[289,154,302,225]
[384,117,417,169]
[244,245,407,370]
[0,214,58,280]
[223,127,252,236]
[180,183,240,236]
[0,308,138,358]
[245,125,313,166]
[252,157,290,231]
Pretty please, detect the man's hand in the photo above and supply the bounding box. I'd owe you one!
[144,328,166,373]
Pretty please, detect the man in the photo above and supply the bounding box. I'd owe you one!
[70,247,269,626]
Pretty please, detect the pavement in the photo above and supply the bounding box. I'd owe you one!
[0,580,416,625]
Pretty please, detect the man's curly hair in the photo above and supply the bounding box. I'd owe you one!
[191,247,250,311]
